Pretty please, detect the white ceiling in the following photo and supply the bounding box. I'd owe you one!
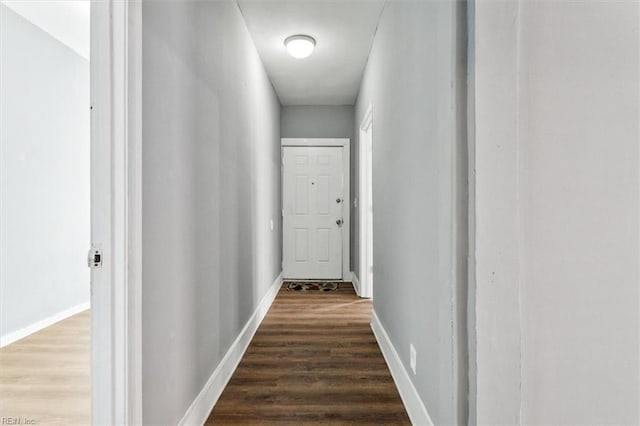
[237,0,385,106]
[1,0,90,59]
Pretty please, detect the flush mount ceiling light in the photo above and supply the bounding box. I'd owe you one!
[285,35,316,59]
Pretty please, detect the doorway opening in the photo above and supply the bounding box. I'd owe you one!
[358,103,374,299]
[0,2,91,423]
[1,1,142,424]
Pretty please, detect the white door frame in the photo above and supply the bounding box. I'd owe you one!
[358,104,374,299]
[91,0,142,424]
[281,138,350,280]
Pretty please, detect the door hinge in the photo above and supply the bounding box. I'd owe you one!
[88,247,103,268]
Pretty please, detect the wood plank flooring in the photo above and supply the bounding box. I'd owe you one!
[207,283,410,425]
[0,310,91,425]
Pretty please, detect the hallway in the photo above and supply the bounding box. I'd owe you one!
[207,283,410,424]
[141,2,469,422]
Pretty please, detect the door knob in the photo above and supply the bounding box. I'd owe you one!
[336,219,343,226]
[336,198,342,204]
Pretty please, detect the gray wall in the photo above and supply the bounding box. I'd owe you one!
[281,105,355,270]
[142,1,281,424]
[471,0,639,424]
[0,5,90,342]
[281,105,354,139]
[354,2,467,424]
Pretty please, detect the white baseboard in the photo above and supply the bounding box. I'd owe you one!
[370,310,433,426]
[0,301,90,348]
[178,272,283,426]
[350,271,362,297]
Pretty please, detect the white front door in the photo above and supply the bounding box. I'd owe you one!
[283,146,344,279]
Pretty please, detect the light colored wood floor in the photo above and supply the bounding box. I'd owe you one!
[207,283,410,425]
[0,310,91,425]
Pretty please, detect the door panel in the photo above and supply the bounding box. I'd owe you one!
[295,229,308,261]
[317,228,330,262]
[283,146,343,279]
[295,176,308,214]
[317,175,330,214]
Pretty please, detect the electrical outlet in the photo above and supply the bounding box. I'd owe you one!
[410,344,417,375]
[270,219,274,231]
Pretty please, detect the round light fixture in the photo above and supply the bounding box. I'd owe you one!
[285,35,316,59]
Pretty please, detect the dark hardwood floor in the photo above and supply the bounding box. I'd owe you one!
[206,282,410,425]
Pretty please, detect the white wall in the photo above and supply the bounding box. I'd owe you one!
[0,0,90,59]
[354,1,468,424]
[0,4,90,345]
[519,1,639,423]
[141,1,281,424]
[468,1,521,423]
[471,0,639,424]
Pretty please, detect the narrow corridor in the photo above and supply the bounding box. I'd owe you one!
[206,283,410,424]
